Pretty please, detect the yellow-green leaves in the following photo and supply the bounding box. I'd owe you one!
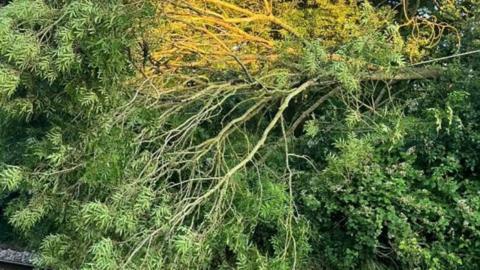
[80,202,113,232]
[84,238,119,270]
[0,165,23,191]
[0,65,20,98]
[301,41,328,76]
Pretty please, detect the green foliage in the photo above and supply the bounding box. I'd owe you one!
[0,165,23,192]
[1,0,480,270]
[293,56,480,268]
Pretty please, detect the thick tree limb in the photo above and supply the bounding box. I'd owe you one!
[362,66,443,81]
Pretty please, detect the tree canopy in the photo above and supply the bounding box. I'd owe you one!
[1,0,480,269]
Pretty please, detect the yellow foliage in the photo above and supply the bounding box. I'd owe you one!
[278,0,362,46]
[144,0,372,77]
[139,0,458,79]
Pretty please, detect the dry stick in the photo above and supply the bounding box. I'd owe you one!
[373,87,387,110]
[231,54,255,83]
[281,115,297,269]
[33,163,84,176]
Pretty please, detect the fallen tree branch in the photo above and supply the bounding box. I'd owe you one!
[169,78,319,227]
[362,66,443,81]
